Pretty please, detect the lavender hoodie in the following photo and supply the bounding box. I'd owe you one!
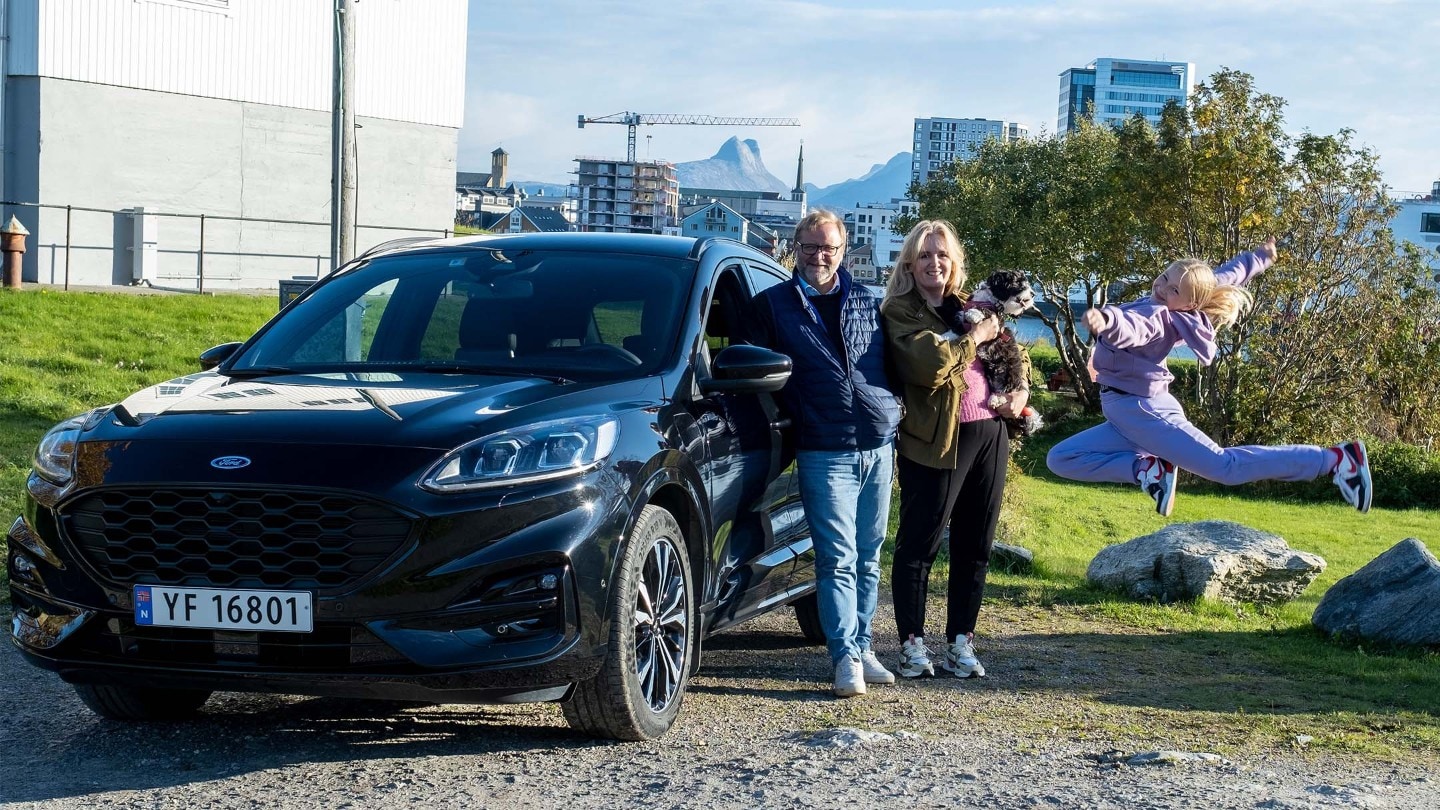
[1090,249,1271,398]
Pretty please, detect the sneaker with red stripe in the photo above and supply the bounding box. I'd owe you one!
[1332,441,1372,513]
[1137,457,1177,517]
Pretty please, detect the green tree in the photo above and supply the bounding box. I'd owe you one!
[904,67,1440,450]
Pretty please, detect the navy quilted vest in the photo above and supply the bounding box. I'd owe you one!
[757,270,899,451]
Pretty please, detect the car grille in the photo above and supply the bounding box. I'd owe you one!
[61,488,416,593]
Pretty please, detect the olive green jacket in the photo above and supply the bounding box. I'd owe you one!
[881,287,1029,469]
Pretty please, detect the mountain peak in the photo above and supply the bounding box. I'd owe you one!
[676,137,786,193]
[712,136,763,163]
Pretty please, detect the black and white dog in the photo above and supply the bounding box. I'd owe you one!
[960,270,1043,438]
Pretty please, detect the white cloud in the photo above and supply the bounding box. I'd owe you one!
[462,0,1439,190]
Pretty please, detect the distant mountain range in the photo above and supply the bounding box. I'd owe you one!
[512,137,913,212]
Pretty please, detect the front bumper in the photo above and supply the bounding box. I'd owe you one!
[6,471,631,704]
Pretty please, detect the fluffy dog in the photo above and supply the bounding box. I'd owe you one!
[961,270,1043,438]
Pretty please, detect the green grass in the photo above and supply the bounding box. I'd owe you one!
[0,289,277,533]
[2,289,1437,760]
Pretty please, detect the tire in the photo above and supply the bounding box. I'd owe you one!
[792,592,826,644]
[564,505,694,740]
[72,683,212,721]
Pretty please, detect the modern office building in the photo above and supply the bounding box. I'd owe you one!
[1058,58,1194,134]
[911,117,1029,185]
[572,158,680,234]
[2,0,467,289]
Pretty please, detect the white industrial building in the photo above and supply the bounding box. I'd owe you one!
[1,0,466,289]
[1392,181,1440,289]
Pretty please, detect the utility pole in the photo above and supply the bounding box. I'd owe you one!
[330,0,357,271]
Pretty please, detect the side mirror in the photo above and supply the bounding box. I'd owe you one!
[700,344,791,394]
[199,342,244,371]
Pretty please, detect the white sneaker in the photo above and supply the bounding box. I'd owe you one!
[859,650,896,684]
[833,656,866,697]
[1137,456,1177,517]
[897,636,935,679]
[942,635,986,679]
[1332,440,1372,513]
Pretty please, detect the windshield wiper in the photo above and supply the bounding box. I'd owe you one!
[220,365,301,379]
[413,363,572,384]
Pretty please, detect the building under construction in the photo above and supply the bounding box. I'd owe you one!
[572,157,680,235]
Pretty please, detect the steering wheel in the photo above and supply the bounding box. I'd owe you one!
[575,342,644,367]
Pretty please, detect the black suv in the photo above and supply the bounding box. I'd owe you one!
[8,233,823,740]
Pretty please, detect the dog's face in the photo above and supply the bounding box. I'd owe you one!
[977,270,1036,317]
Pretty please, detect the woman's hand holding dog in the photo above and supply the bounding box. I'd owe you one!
[967,311,1001,344]
[992,389,1029,419]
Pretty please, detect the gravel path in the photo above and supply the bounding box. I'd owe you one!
[3,599,1435,810]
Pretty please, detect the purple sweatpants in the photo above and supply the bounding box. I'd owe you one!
[1047,390,1333,485]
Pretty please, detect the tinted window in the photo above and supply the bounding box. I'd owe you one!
[233,248,695,380]
[744,261,790,295]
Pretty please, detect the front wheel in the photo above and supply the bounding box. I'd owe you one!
[564,505,694,740]
[792,592,826,644]
[72,683,212,721]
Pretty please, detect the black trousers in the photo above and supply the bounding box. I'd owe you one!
[891,417,1009,641]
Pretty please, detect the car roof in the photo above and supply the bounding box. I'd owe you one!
[372,232,705,261]
[352,231,788,268]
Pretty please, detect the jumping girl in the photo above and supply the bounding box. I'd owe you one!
[1046,237,1372,516]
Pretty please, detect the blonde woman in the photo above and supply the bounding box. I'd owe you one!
[1046,237,1373,516]
[881,220,1022,680]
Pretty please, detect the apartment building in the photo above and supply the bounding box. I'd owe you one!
[572,158,680,234]
[911,117,1029,186]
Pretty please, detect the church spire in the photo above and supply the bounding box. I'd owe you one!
[792,140,805,196]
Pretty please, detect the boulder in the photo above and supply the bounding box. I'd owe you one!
[1311,538,1440,647]
[1086,520,1325,604]
[991,542,1034,574]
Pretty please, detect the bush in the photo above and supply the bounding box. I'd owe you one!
[1368,441,1440,510]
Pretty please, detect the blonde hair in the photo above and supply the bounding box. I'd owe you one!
[793,209,848,250]
[885,220,966,301]
[1168,258,1254,328]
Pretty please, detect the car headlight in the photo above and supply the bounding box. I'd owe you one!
[33,407,111,486]
[421,415,620,492]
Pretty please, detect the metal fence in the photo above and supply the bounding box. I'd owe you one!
[0,200,454,293]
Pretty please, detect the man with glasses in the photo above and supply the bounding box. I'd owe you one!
[747,210,901,697]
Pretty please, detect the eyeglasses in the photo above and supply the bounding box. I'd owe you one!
[797,243,843,256]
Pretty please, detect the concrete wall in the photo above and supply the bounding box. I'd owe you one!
[12,77,456,289]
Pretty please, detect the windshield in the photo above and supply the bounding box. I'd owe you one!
[230,246,695,381]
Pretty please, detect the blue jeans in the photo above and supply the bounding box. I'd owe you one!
[797,443,894,665]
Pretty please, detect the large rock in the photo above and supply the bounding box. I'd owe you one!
[991,542,1034,575]
[1312,538,1440,647]
[1086,520,1325,604]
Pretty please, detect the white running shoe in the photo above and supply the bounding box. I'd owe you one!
[859,650,896,684]
[1137,456,1178,517]
[1332,440,1372,513]
[833,656,866,697]
[942,635,986,679]
[897,636,935,679]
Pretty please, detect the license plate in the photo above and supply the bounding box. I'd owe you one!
[134,585,313,633]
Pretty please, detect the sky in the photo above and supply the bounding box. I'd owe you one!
[459,0,1438,195]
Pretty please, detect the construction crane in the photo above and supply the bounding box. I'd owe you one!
[577,112,800,163]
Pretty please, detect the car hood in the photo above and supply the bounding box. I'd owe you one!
[94,370,657,449]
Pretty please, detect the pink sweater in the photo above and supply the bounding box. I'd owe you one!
[958,358,997,423]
